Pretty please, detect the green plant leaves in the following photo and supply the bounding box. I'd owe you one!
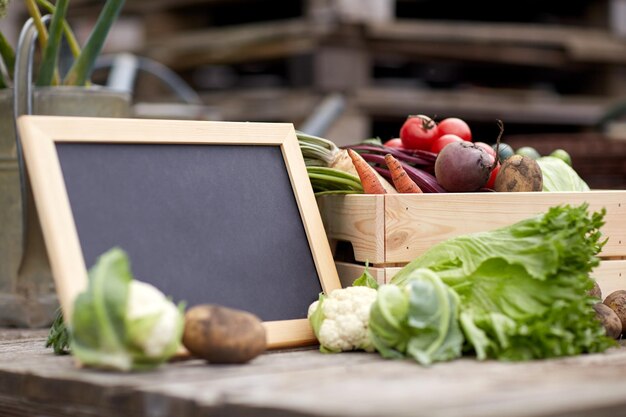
[390,204,615,361]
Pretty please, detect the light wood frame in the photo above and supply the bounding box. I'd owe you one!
[17,115,341,349]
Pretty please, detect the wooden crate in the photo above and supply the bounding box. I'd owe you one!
[318,191,626,293]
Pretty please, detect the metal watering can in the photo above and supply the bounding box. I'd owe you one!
[0,16,131,327]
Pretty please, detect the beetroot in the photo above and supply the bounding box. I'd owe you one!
[434,142,495,192]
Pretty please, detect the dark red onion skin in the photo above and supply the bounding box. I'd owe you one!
[364,154,445,193]
[344,144,435,166]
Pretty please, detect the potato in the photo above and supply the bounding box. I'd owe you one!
[603,290,626,335]
[593,303,622,339]
[183,304,267,364]
[588,280,602,300]
[494,154,543,192]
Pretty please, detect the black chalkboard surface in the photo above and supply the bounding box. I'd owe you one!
[18,116,341,347]
[56,143,321,321]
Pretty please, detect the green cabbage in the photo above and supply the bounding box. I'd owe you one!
[369,269,464,365]
[537,156,590,192]
[391,204,615,361]
[70,248,185,371]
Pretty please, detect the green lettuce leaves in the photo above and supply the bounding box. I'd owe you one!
[390,204,615,361]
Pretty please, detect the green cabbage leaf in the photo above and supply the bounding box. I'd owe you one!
[70,247,184,371]
[369,269,464,365]
[537,156,590,192]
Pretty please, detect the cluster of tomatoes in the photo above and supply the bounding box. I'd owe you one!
[383,115,501,189]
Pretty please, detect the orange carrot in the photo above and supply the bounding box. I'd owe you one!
[384,154,422,193]
[347,149,387,194]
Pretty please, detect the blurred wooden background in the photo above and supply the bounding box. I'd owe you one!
[3,0,626,187]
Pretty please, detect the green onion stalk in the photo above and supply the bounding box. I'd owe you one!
[297,132,366,196]
[0,0,126,88]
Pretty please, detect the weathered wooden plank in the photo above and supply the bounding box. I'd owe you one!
[144,19,323,69]
[355,86,610,126]
[200,88,322,125]
[0,329,48,341]
[1,334,626,417]
[369,40,569,68]
[366,19,626,64]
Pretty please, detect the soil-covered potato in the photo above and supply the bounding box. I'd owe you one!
[593,303,622,339]
[183,304,267,364]
[588,280,602,300]
[603,290,626,334]
[494,154,543,192]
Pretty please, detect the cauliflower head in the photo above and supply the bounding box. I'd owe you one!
[126,280,184,359]
[307,286,378,353]
[70,248,184,371]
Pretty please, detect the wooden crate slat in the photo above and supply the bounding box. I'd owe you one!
[319,192,626,265]
[335,261,387,287]
[385,191,626,263]
[317,195,385,264]
[594,260,626,298]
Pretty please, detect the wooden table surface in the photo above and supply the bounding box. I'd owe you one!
[1,329,626,417]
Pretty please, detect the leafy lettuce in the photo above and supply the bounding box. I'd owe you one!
[391,204,615,361]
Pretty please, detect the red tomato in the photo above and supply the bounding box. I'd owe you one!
[400,115,439,151]
[475,142,496,158]
[384,138,404,149]
[437,118,472,142]
[486,161,500,189]
[430,134,463,154]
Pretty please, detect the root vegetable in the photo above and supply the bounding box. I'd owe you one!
[434,141,495,192]
[335,149,397,194]
[593,303,622,339]
[494,154,543,192]
[603,290,626,334]
[183,305,267,364]
[384,154,422,193]
[348,149,387,194]
[588,280,602,300]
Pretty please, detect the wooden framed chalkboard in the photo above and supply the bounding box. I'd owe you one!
[17,115,341,348]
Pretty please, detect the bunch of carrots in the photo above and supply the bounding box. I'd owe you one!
[347,150,421,194]
[298,132,442,195]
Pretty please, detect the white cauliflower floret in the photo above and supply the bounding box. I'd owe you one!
[307,286,378,353]
[126,281,183,358]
